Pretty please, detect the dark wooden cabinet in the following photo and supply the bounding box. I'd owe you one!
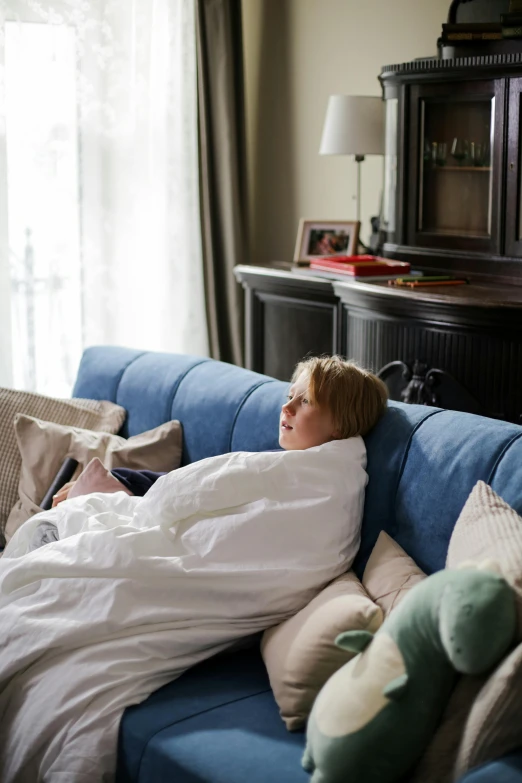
[380,53,522,283]
[234,264,522,424]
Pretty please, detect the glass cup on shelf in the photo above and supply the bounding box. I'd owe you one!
[431,141,438,169]
[451,137,468,166]
[472,142,489,168]
[436,142,447,167]
[483,140,490,167]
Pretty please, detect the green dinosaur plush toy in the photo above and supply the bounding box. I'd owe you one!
[303,564,517,783]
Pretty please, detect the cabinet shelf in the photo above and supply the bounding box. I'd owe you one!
[422,228,490,238]
[425,166,491,172]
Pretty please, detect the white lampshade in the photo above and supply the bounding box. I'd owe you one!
[319,95,384,156]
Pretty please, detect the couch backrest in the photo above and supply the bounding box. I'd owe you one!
[74,346,522,580]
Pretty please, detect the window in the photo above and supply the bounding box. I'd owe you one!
[5,21,83,396]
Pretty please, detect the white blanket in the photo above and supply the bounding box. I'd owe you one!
[0,438,367,782]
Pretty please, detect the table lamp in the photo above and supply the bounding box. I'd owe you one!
[319,95,384,224]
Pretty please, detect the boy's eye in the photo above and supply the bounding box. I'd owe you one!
[286,392,310,404]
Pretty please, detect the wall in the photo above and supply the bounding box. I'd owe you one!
[242,0,449,264]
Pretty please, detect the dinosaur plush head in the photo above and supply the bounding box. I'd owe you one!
[439,567,516,675]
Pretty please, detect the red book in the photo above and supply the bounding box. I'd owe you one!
[310,256,410,276]
[318,254,384,264]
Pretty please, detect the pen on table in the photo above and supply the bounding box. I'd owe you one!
[403,280,468,288]
[389,275,466,285]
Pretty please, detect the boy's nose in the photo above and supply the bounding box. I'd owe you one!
[282,400,295,415]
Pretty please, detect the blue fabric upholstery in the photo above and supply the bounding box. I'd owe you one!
[117,648,308,783]
[355,408,522,576]
[72,346,522,783]
[73,346,282,463]
[458,753,522,782]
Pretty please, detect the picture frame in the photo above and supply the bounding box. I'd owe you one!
[293,219,361,264]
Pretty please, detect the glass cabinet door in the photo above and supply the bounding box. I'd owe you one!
[383,97,398,242]
[408,81,504,253]
[506,77,522,258]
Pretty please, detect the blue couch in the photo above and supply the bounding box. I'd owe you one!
[72,345,522,783]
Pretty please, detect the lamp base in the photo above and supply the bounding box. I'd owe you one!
[354,155,365,223]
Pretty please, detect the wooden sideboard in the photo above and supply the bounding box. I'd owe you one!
[234,263,522,424]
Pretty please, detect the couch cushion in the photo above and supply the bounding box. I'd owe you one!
[354,405,522,579]
[457,751,522,783]
[166,361,281,465]
[393,411,522,575]
[488,435,522,517]
[117,648,308,783]
[352,403,440,579]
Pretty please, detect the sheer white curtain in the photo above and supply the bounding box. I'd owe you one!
[0,0,208,397]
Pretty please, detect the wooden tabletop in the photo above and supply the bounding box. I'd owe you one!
[237,262,522,309]
[333,278,522,309]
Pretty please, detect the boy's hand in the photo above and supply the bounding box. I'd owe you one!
[52,481,76,507]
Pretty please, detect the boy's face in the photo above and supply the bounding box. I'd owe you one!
[279,371,339,450]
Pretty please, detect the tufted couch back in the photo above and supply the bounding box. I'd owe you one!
[73,346,522,580]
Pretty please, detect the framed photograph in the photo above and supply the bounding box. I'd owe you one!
[293,219,360,264]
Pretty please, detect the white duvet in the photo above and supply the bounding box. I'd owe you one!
[0,438,367,782]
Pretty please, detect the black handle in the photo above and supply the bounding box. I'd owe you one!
[40,458,80,510]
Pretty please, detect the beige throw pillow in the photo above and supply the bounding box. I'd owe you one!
[261,571,383,731]
[0,388,125,547]
[447,481,522,625]
[453,641,522,780]
[5,414,182,541]
[362,530,427,616]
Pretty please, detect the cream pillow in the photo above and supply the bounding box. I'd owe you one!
[6,414,182,541]
[261,570,383,731]
[0,388,125,548]
[362,530,427,616]
[447,481,522,620]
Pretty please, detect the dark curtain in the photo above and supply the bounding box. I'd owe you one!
[196,0,247,366]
